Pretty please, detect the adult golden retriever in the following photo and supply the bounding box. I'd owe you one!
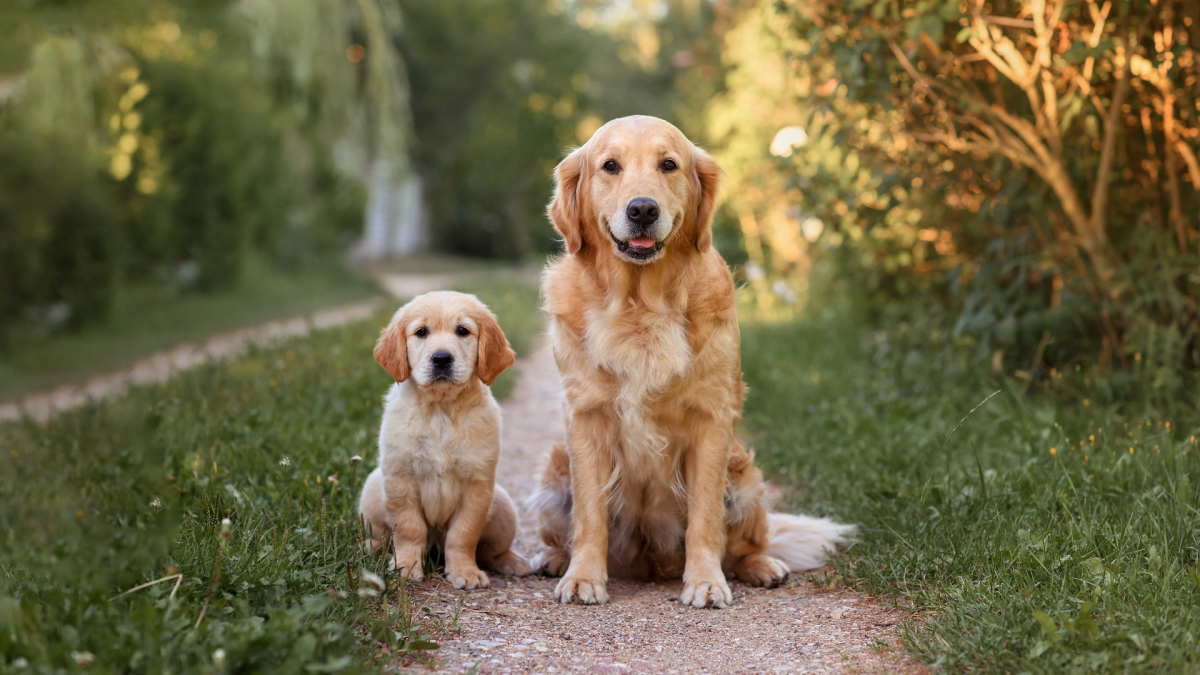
[528,116,853,608]
[360,292,531,589]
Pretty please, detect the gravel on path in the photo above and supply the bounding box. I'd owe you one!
[400,335,924,675]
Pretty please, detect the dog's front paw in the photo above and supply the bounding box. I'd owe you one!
[389,554,425,581]
[553,574,608,605]
[489,551,533,577]
[531,547,571,577]
[447,566,490,590]
[732,553,790,588]
[680,572,732,609]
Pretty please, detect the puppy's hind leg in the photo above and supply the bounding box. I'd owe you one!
[358,468,391,553]
[526,443,573,577]
[477,485,532,577]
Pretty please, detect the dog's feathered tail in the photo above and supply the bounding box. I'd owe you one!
[767,513,856,572]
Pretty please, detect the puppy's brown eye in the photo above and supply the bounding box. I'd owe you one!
[456,326,470,337]
[414,327,428,338]
[602,160,620,174]
[661,159,677,172]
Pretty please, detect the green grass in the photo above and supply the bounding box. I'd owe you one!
[0,258,383,402]
[739,298,1200,673]
[0,276,540,674]
[10,255,1197,674]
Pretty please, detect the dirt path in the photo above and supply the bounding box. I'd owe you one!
[0,300,385,423]
[0,273,456,424]
[408,336,924,675]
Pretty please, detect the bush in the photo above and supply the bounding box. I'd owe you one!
[709,0,1200,401]
[0,133,120,345]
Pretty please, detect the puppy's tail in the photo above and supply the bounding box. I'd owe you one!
[767,512,856,572]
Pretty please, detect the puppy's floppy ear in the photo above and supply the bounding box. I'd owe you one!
[475,308,516,386]
[374,310,411,382]
[688,146,723,253]
[547,147,585,254]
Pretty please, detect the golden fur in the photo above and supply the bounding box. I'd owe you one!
[528,116,853,608]
[359,291,530,589]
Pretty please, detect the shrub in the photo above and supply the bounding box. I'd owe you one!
[709,0,1200,401]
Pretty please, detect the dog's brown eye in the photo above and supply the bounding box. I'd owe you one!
[661,159,677,172]
[415,327,428,338]
[456,326,470,337]
[602,160,620,174]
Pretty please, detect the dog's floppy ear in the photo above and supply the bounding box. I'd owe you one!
[374,309,411,383]
[688,146,723,253]
[475,308,516,386]
[548,148,585,254]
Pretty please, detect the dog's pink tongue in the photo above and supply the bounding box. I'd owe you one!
[628,236,656,249]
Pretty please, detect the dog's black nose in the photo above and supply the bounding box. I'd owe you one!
[626,198,659,227]
[431,352,453,367]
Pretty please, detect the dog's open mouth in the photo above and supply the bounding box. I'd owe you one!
[610,230,664,260]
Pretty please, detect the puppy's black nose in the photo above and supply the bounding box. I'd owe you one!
[626,198,659,227]
[431,352,453,367]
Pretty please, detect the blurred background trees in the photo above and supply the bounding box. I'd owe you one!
[709,0,1200,403]
[0,0,718,346]
[4,0,1198,403]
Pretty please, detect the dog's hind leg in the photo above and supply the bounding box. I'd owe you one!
[477,484,532,577]
[723,442,790,587]
[527,443,573,577]
[358,468,391,553]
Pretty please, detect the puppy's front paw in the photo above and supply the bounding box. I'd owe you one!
[389,554,425,581]
[680,572,732,609]
[732,553,790,588]
[447,566,490,590]
[489,551,533,577]
[553,575,608,605]
[531,547,571,577]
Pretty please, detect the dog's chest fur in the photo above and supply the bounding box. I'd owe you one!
[378,382,498,526]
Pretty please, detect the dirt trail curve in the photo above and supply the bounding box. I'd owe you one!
[0,274,458,424]
[0,300,384,424]
[414,335,924,675]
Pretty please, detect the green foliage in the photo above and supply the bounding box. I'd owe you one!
[0,2,384,343]
[711,0,1200,394]
[130,56,287,290]
[0,274,538,672]
[0,133,120,345]
[739,286,1200,673]
[399,0,714,258]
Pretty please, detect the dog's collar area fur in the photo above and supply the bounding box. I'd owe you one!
[609,229,665,261]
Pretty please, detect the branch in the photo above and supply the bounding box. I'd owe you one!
[1090,20,1146,259]
[1175,140,1200,188]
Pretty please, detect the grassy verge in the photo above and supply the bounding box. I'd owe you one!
[0,276,539,673]
[0,257,382,402]
[739,297,1200,673]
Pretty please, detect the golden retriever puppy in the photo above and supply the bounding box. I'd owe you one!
[528,116,853,608]
[359,291,531,589]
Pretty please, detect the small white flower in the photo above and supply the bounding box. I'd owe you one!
[278,457,291,467]
[349,455,363,466]
[361,569,385,591]
[212,648,226,672]
[220,518,232,541]
[71,651,95,668]
[13,657,28,669]
[150,498,162,509]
